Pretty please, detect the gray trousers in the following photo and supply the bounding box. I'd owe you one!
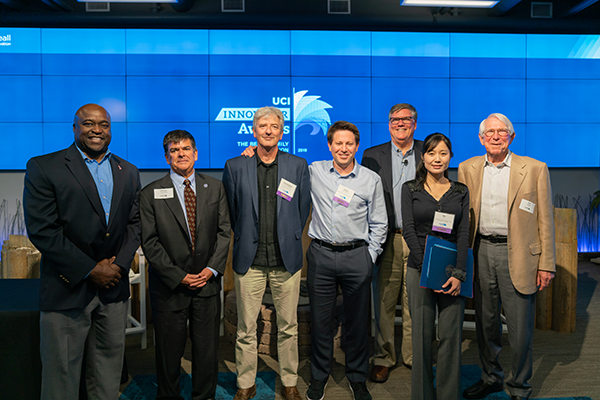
[40,296,128,400]
[407,267,465,400]
[474,238,536,399]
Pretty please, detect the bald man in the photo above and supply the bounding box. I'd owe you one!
[24,104,141,400]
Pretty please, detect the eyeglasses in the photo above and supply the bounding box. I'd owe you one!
[483,129,510,137]
[389,116,414,125]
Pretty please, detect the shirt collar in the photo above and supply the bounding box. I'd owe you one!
[328,159,358,178]
[485,151,512,168]
[391,140,414,157]
[76,145,112,164]
[256,151,279,167]
[170,169,196,187]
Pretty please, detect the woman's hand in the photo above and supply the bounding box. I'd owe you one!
[436,277,461,296]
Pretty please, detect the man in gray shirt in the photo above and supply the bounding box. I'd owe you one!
[362,103,423,382]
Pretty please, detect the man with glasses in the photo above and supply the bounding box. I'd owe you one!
[361,103,423,383]
[458,113,555,400]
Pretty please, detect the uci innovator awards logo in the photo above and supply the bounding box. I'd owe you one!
[215,89,333,153]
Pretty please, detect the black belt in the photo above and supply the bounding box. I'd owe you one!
[390,228,403,234]
[313,239,367,251]
[479,234,508,244]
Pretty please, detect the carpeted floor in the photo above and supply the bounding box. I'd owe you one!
[451,364,592,400]
[120,371,276,400]
[120,365,591,400]
[121,261,600,399]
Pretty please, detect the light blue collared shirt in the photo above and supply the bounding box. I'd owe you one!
[169,170,217,277]
[308,160,388,263]
[77,146,113,224]
[392,141,416,230]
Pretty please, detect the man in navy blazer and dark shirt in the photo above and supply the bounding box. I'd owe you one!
[223,107,311,400]
[361,103,423,383]
[140,130,231,400]
[23,104,141,400]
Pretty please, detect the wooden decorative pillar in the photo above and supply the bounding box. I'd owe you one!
[536,207,577,333]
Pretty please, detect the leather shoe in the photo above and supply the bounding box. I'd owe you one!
[369,365,390,383]
[281,385,302,400]
[463,380,503,399]
[511,397,526,400]
[233,384,256,400]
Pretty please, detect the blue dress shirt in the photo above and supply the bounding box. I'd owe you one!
[307,160,388,263]
[77,146,113,224]
[392,141,416,230]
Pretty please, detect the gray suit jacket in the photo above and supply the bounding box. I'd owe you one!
[222,151,311,275]
[140,172,231,311]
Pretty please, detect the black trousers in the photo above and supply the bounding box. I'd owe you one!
[307,241,373,383]
[153,294,221,400]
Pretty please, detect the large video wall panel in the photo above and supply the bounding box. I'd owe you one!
[0,27,599,169]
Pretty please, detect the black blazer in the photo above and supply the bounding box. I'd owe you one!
[361,139,423,241]
[23,143,141,311]
[140,172,231,312]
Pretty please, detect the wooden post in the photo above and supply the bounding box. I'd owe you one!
[0,235,41,279]
[551,208,578,333]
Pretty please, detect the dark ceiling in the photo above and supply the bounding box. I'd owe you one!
[1,0,600,34]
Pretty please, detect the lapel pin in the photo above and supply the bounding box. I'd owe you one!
[118,165,122,170]
[204,183,208,188]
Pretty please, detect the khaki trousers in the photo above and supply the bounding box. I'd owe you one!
[372,232,412,367]
[234,266,301,388]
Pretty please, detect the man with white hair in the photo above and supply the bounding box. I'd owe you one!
[458,113,556,400]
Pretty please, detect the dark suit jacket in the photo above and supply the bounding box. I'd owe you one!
[140,172,231,312]
[23,143,141,311]
[222,151,311,275]
[361,140,423,250]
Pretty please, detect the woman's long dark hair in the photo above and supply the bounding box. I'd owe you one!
[414,132,454,189]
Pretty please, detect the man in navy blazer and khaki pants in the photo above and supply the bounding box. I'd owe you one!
[24,104,141,400]
[141,130,231,400]
[223,107,311,400]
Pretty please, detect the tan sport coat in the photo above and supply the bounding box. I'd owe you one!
[458,153,556,295]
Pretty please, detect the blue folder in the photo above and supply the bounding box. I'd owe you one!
[419,235,474,298]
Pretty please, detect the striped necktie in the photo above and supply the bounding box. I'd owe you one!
[183,179,196,250]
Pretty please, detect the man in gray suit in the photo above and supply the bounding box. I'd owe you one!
[223,107,311,400]
[141,130,231,400]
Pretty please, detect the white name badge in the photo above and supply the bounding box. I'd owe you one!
[432,211,455,234]
[519,199,535,214]
[154,188,174,199]
[333,185,355,207]
[276,178,297,202]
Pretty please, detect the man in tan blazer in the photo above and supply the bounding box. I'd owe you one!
[458,113,555,400]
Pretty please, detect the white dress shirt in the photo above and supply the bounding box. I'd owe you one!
[479,151,512,236]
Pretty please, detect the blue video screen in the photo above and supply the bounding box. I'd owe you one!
[0,27,599,169]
